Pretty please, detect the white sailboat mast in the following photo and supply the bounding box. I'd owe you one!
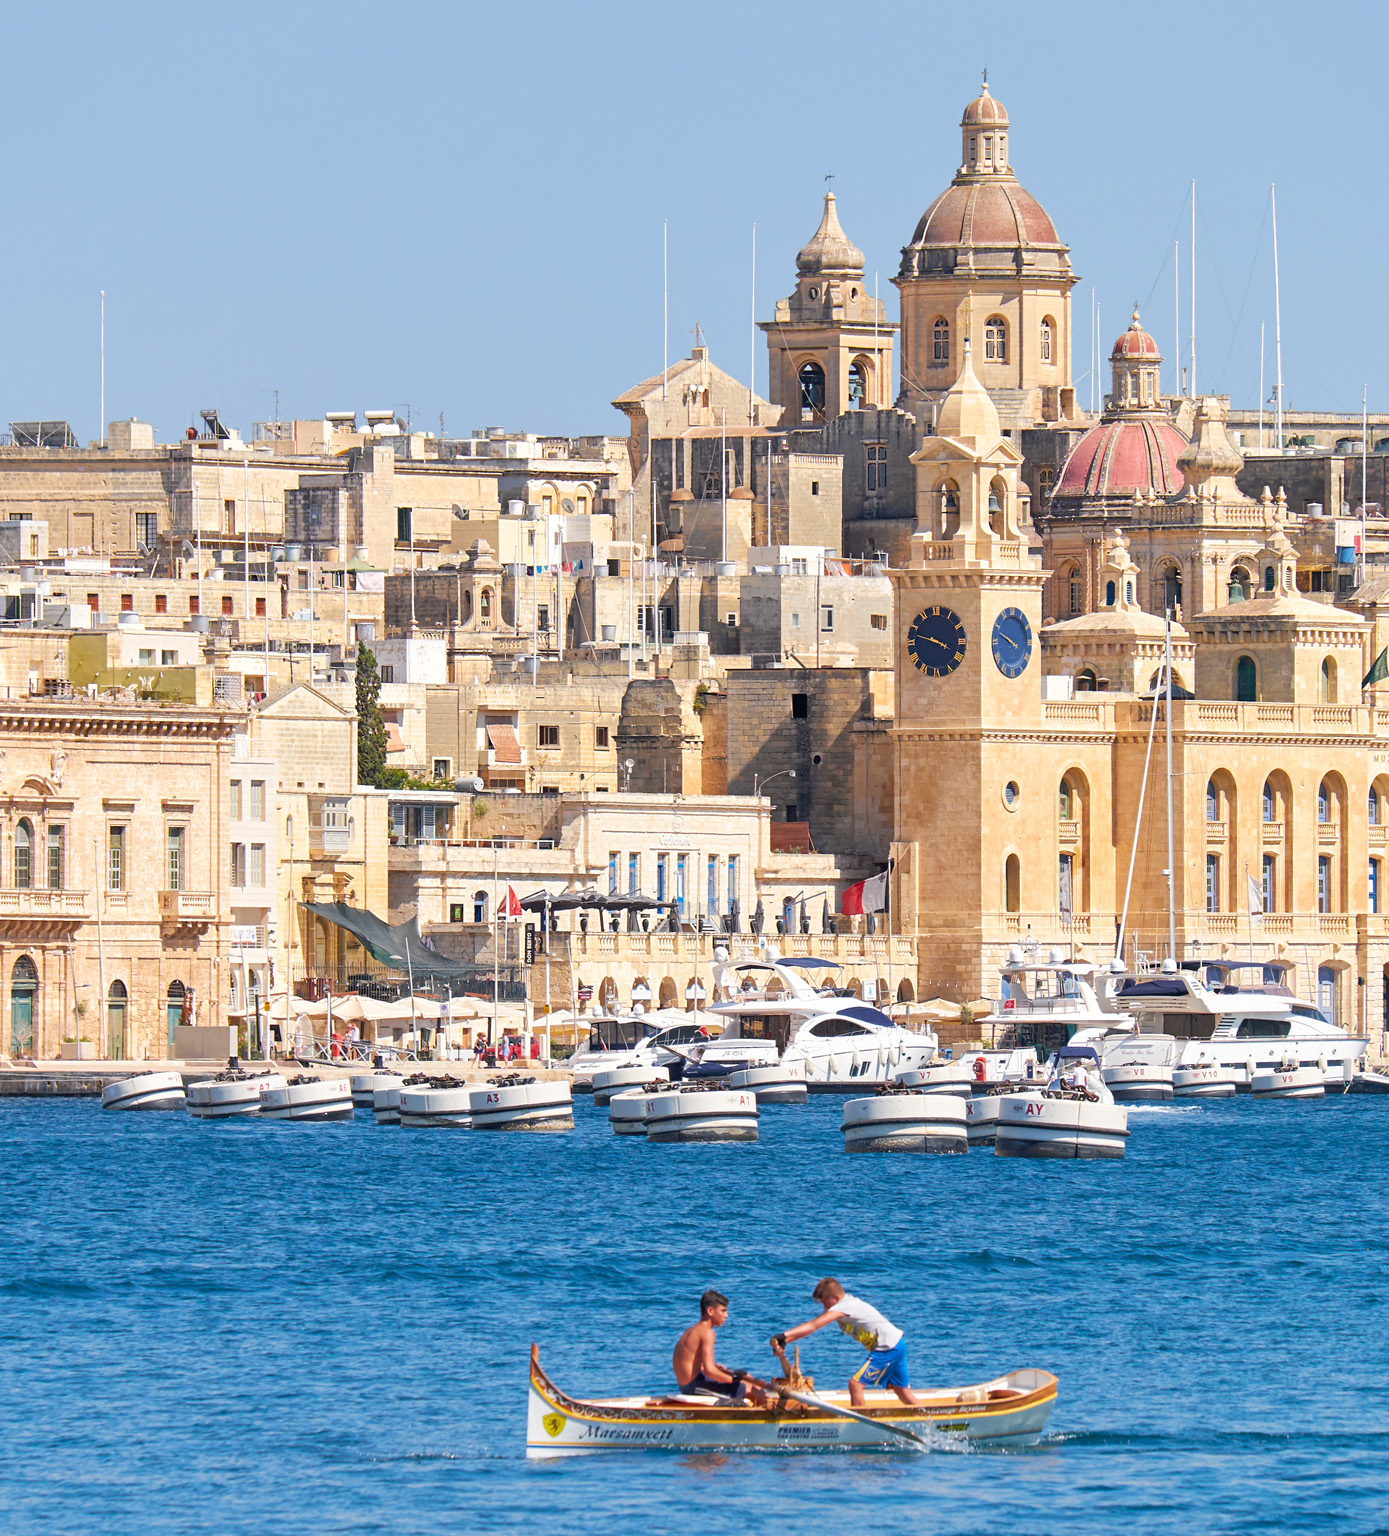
[1272,183,1284,450]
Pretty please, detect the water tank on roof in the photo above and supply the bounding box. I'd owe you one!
[1307,503,1324,519]
[117,611,141,628]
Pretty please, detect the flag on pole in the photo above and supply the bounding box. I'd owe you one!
[841,873,888,916]
[841,880,866,916]
[1247,872,1264,919]
[1363,647,1389,688]
[503,885,522,919]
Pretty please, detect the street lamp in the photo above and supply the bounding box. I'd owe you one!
[753,767,796,799]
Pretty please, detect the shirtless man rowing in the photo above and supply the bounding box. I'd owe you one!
[672,1290,771,1406]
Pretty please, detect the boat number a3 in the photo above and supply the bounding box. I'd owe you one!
[485,1092,501,1104]
[542,1412,566,1438]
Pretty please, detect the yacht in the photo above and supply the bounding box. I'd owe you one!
[994,1045,1129,1159]
[690,953,938,1092]
[976,951,1123,1057]
[1117,961,1367,1090]
[565,1012,720,1091]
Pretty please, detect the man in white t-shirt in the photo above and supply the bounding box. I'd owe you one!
[771,1277,918,1406]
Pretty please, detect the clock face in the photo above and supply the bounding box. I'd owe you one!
[907,605,967,678]
[991,607,1033,678]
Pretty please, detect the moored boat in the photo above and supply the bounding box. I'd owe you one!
[101,1071,186,1112]
[469,1076,573,1130]
[644,1086,758,1142]
[525,1345,1057,1457]
[258,1074,353,1122]
[1348,1069,1389,1094]
[725,1060,807,1104]
[375,1071,430,1124]
[842,1088,966,1153]
[187,1069,285,1118]
[608,1084,667,1135]
[893,1060,974,1096]
[1171,1049,1237,1098]
[994,1045,1128,1159]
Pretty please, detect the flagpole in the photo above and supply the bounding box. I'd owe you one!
[1246,860,1253,960]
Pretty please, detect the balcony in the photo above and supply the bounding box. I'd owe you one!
[159,889,214,933]
[0,887,88,932]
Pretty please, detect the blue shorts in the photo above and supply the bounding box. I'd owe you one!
[681,1371,747,1401]
[851,1339,910,1389]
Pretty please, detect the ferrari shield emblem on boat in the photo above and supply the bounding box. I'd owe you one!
[542,1412,566,1438]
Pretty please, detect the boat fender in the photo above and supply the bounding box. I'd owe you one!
[973,1055,987,1084]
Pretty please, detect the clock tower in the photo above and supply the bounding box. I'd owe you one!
[889,340,1051,989]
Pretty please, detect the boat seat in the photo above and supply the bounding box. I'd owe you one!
[653,1393,741,1407]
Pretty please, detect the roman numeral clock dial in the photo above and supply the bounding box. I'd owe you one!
[907,605,967,678]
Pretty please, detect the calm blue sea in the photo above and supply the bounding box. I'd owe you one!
[0,1090,1386,1535]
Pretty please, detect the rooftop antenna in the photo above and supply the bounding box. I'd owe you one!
[1272,183,1283,451]
[749,222,757,426]
[662,219,668,401]
[99,290,105,446]
[1189,180,1196,397]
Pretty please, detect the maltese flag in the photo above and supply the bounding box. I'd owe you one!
[504,886,523,919]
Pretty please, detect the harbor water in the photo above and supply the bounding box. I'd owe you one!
[1,1093,1385,1534]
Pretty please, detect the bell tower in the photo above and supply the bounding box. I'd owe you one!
[889,342,1050,976]
[761,191,896,425]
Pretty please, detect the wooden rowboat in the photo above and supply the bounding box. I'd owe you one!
[526,1344,1057,1457]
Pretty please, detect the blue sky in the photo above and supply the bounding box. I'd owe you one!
[1,0,1383,442]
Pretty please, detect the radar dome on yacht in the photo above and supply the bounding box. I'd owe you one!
[1048,947,1066,964]
[1160,958,1178,974]
[1006,946,1023,964]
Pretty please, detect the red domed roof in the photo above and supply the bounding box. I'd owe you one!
[909,179,1059,250]
[1112,307,1160,360]
[1055,418,1189,502]
[962,84,1008,126]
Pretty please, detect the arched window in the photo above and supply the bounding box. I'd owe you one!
[984,316,1008,363]
[987,477,1006,534]
[1004,854,1020,913]
[1228,566,1252,604]
[1075,669,1097,692]
[1263,780,1275,822]
[14,819,31,889]
[479,587,492,620]
[1105,580,1116,606]
[1370,785,1380,825]
[1207,780,1219,821]
[1040,317,1055,364]
[1235,656,1257,702]
[1320,656,1337,704]
[797,361,826,419]
[1264,565,1276,592]
[166,980,187,1050]
[939,479,960,537]
[1318,782,1331,823]
[1068,567,1083,616]
[1125,580,1134,604]
[931,318,950,365]
[1059,779,1074,819]
[462,588,473,622]
[848,361,867,409]
[473,889,488,923]
[1160,563,1182,615]
[10,955,37,1057]
[106,978,127,1060]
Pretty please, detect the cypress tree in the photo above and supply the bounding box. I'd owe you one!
[356,641,389,787]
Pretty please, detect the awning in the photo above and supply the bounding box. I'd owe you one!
[385,721,406,753]
[303,902,479,985]
[486,722,522,763]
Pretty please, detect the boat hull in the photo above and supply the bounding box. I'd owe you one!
[1348,1070,1389,1095]
[373,1085,403,1123]
[526,1352,1057,1457]
[892,1065,974,1097]
[259,1077,354,1122]
[994,1091,1128,1160]
[101,1072,186,1111]
[842,1093,967,1153]
[644,1089,757,1142]
[608,1087,659,1134]
[1104,1066,1172,1102]
[964,1094,1003,1145]
[351,1072,403,1109]
[1250,1067,1325,1099]
[1171,1066,1237,1098]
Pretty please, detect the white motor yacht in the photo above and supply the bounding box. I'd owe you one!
[1067,1022,1179,1102]
[994,1046,1129,1159]
[976,951,1124,1057]
[693,953,937,1092]
[1117,961,1367,1090]
[564,1013,720,1092]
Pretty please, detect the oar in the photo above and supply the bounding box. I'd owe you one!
[774,1385,934,1450]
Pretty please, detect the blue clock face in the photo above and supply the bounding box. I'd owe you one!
[991,607,1032,678]
[907,605,967,678]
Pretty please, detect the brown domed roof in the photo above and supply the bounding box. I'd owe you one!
[1112,307,1160,360]
[909,179,1059,251]
[796,191,864,275]
[961,82,1008,126]
[1055,418,1189,503]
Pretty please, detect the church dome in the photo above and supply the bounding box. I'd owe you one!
[796,191,864,275]
[1055,418,1189,502]
[1112,309,1160,360]
[961,83,1009,126]
[899,82,1069,280]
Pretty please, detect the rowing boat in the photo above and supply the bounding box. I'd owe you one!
[525,1344,1056,1457]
